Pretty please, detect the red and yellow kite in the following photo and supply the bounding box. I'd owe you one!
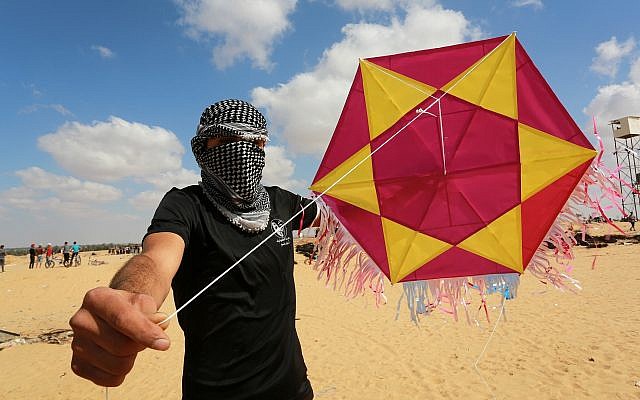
[311,34,597,288]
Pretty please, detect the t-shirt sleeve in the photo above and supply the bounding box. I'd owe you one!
[292,194,318,231]
[144,188,195,247]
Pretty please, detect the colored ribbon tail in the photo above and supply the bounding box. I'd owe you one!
[311,199,388,307]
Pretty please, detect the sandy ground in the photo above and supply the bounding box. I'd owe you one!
[1,238,639,400]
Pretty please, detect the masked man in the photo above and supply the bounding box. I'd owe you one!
[69,99,318,400]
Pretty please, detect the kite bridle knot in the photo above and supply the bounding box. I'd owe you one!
[415,102,440,115]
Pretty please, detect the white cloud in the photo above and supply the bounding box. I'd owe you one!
[38,117,186,183]
[129,191,167,211]
[0,167,158,246]
[584,40,640,152]
[583,54,640,177]
[252,3,482,156]
[629,57,640,84]
[586,83,640,118]
[142,168,200,191]
[590,36,636,78]
[20,117,199,234]
[175,0,297,70]
[584,83,640,136]
[14,167,122,203]
[0,168,158,246]
[19,103,74,116]
[335,0,440,12]
[335,0,396,11]
[0,189,147,246]
[0,186,42,210]
[0,167,122,220]
[511,0,543,9]
[91,45,116,59]
[263,145,307,192]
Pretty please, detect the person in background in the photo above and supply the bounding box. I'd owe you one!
[46,243,54,266]
[29,243,36,269]
[62,241,71,266]
[0,245,6,273]
[36,244,45,268]
[70,241,81,265]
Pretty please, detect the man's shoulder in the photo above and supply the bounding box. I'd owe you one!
[264,185,303,199]
[162,185,205,203]
[169,184,202,195]
[264,186,316,210]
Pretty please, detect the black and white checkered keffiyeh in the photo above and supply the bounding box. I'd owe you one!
[191,99,271,232]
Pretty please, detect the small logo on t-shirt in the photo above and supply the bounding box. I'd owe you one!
[270,219,290,246]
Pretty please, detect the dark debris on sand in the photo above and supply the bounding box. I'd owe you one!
[0,328,73,350]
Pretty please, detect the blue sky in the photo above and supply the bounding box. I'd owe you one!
[1,0,639,248]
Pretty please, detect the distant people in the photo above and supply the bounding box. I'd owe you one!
[62,241,71,265]
[70,241,81,265]
[629,212,636,231]
[36,244,45,268]
[46,243,54,265]
[0,244,5,273]
[29,243,36,269]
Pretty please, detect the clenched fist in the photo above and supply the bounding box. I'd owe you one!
[69,287,171,387]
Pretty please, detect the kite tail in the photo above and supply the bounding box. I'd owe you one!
[400,274,518,324]
[313,199,387,306]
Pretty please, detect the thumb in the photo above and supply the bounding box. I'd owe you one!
[149,311,171,330]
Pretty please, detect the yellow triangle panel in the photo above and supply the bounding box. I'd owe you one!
[441,34,517,119]
[360,59,437,141]
[310,144,380,215]
[458,205,523,273]
[519,123,597,200]
[381,218,452,283]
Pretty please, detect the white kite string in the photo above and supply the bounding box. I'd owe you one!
[473,299,505,400]
[160,33,514,325]
[160,102,439,324]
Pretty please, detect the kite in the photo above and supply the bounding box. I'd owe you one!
[309,33,609,321]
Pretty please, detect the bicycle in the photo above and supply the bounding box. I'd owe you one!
[46,254,69,268]
[70,253,81,267]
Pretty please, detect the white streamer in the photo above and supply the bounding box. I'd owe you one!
[473,298,505,400]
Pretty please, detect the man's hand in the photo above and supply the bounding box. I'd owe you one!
[69,287,171,387]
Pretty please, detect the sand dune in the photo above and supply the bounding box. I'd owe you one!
[1,243,639,399]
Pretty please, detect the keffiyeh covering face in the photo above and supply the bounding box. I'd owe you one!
[191,99,271,232]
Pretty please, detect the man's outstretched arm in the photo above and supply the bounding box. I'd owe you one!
[69,232,184,387]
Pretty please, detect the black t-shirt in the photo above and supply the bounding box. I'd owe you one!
[145,185,317,400]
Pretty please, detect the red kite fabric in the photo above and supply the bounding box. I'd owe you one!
[310,34,599,316]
